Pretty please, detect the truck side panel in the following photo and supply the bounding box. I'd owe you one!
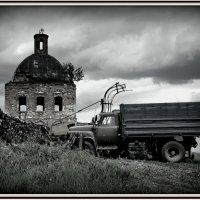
[120,103,200,137]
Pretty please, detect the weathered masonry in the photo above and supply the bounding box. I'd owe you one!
[5,30,76,127]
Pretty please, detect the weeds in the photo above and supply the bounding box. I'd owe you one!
[0,141,200,194]
[0,141,134,194]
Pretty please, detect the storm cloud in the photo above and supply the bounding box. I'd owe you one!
[0,6,200,84]
[0,6,200,121]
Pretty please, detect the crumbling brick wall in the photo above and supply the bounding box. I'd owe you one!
[5,82,76,127]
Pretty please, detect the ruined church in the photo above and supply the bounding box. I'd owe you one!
[5,30,76,127]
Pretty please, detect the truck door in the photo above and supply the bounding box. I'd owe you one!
[95,115,119,145]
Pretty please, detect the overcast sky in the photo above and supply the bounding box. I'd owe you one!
[1,6,200,122]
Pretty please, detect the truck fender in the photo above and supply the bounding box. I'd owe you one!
[75,131,97,156]
[174,135,183,142]
[68,130,96,149]
[83,137,97,153]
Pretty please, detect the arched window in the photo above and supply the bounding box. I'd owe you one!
[40,41,43,50]
[36,96,44,111]
[19,96,27,112]
[55,96,62,111]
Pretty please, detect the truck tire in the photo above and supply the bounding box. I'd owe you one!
[83,141,96,156]
[162,141,185,163]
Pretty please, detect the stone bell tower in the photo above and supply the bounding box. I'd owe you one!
[34,29,48,55]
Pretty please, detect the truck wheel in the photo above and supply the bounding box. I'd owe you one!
[162,141,185,163]
[83,141,96,156]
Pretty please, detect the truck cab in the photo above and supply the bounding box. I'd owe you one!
[94,112,121,147]
[68,111,122,155]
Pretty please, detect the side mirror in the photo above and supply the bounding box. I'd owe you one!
[92,115,98,125]
[95,115,98,122]
[92,117,95,124]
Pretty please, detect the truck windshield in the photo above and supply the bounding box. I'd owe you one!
[101,116,115,126]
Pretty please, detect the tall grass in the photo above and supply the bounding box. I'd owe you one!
[1,141,200,194]
[0,141,137,194]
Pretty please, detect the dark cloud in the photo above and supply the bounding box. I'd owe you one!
[0,62,16,83]
[0,6,200,85]
[102,51,200,84]
[0,73,13,83]
[1,6,200,123]
[71,46,200,84]
[150,52,200,84]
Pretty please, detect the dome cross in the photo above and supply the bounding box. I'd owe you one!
[39,28,44,34]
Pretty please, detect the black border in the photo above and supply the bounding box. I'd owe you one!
[0,196,200,199]
[0,1,200,4]
[0,197,200,199]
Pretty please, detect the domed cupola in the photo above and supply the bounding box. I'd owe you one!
[13,29,68,83]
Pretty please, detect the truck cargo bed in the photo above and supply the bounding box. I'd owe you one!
[120,102,200,137]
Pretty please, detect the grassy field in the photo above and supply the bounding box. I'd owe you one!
[0,141,200,194]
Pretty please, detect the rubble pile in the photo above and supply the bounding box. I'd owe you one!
[0,109,51,144]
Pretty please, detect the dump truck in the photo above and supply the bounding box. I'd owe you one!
[67,83,200,162]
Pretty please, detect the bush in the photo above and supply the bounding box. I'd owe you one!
[0,109,50,144]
